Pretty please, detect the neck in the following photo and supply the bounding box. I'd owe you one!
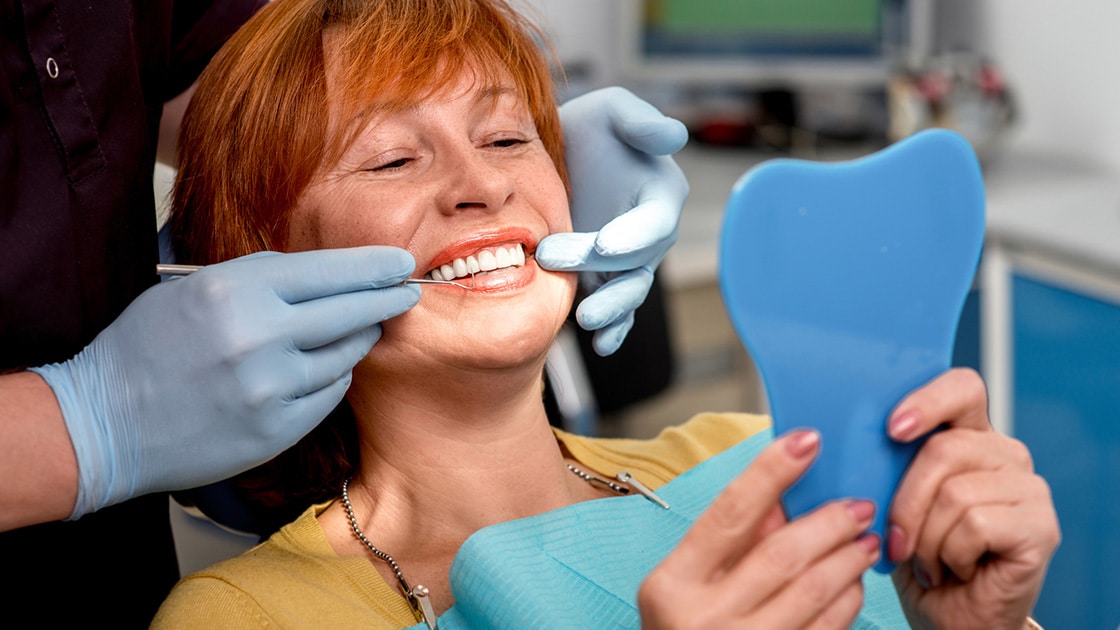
[358,370,584,519]
[323,358,598,614]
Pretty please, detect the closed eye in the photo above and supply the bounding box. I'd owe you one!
[371,157,413,171]
[488,137,528,149]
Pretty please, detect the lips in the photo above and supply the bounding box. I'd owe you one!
[422,227,538,283]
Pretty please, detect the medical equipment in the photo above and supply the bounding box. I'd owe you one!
[156,264,475,290]
[718,128,985,573]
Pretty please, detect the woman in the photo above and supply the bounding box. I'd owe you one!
[153,0,1059,628]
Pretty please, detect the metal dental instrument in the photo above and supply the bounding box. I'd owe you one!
[155,264,206,276]
[156,264,475,290]
[400,277,475,290]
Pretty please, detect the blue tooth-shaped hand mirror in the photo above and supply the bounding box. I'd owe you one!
[718,128,985,572]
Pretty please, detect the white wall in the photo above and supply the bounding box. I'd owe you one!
[518,0,618,98]
[979,1,1120,173]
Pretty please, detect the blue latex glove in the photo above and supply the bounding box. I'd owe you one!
[31,247,420,519]
[536,87,689,356]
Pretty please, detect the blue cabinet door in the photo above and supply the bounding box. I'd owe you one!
[1012,273,1120,629]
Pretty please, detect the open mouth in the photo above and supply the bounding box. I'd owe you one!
[426,243,527,282]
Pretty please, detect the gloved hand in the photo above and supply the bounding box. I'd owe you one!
[31,247,420,519]
[535,87,690,356]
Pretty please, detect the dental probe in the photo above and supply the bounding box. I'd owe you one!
[155,264,475,290]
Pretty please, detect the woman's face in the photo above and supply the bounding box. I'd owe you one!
[287,68,575,374]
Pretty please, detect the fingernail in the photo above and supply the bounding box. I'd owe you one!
[888,524,907,563]
[785,430,820,459]
[858,533,881,556]
[889,411,919,440]
[913,558,938,589]
[846,500,876,527]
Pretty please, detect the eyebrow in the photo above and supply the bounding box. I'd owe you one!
[475,85,518,102]
[334,83,524,157]
[350,84,518,123]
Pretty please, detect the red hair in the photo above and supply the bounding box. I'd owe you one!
[169,0,567,528]
[171,0,567,264]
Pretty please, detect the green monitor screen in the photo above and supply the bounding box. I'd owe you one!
[620,0,910,88]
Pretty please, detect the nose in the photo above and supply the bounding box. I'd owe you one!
[436,148,515,215]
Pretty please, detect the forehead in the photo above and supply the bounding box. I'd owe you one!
[321,37,527,152]
[326,28,524,113]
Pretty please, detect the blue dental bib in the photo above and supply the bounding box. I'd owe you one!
[410,430,907,629]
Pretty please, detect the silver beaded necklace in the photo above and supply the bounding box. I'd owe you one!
[340,466,669,629]
[341,477,438,629]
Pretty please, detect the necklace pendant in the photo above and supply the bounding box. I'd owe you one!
[616,472,671,510]
[410,584,438,630]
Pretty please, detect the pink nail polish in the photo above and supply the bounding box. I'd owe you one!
[858,533,881,555]
[846,500,875,526]
[913,558,936,589]
[889,411,918,440]
[785,430,820,459]
[888,524,907,562]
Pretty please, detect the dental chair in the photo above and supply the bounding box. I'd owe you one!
[545,270,675,435]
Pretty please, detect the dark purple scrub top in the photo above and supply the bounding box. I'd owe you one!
[0,1,260,625]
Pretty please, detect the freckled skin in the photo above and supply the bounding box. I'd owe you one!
[286,69,575,376]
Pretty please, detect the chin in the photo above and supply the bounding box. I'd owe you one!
[449,292,571,369]
[464,321,558,369]
[369,279,574,377]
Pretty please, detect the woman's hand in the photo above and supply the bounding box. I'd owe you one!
[640,431,882,629]
[886,368,1060,629]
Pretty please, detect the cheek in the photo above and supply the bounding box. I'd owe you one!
[284,203,323,252]
[552,202,573,233]
[287,190,422,252]
[536,166,572,234]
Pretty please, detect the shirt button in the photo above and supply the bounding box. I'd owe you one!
[46,57,59,79]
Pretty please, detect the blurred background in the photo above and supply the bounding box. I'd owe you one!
[168,2,1120,628]
[522,1,1120,628]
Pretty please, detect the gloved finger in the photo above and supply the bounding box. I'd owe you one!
[591,312,635,358]
[595,162,689,256]
[593,192,682,259]
[536,221,675,274]
[287,284,420,350]
[239,328,385,464]
[286,325,383,400]
[231,246,416,304]
[599,88,689,156]
[574,267,655,330]
[538,178,683,272]
[534,232,600,270]
[263,373,355,454]
[229,322,380,420]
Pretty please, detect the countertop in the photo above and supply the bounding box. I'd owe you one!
[663,144,1120,288]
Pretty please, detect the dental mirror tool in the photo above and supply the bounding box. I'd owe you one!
[156,264,475,290]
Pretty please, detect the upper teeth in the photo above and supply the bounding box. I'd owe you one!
[427,244,526,282]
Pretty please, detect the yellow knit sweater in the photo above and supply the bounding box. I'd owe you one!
[151,412,771,629]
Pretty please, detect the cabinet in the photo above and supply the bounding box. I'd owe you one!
[978,154,1120,627]
[1008,269,1120,628]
